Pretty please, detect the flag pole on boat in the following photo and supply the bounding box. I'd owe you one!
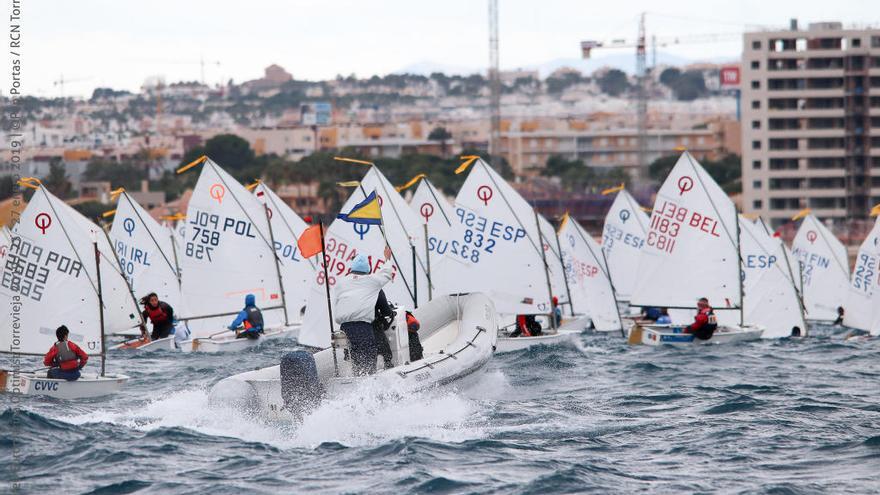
[534,209,557,330]
[93,233,107,377]
[735,210,744,326]
[318,220,339,377]
[263,200,290,326]
[553,217,575,317]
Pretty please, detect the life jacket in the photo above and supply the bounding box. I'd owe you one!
[145,303,169,324]
[405,311,420,333]
[516,315,532,337]
[244,306,263,331]
[704,307,718,331]
[55,341,79,371]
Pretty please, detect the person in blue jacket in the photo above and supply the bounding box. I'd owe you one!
[228,294,264,339]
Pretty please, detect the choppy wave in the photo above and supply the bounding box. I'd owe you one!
[3,332,880,493]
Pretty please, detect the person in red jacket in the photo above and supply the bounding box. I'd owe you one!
[139,293,176,341]
[406,311,423,362]
[683,297,718,340]
[43,326,89,381]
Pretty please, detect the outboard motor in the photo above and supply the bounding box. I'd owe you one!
[280,350,324,418]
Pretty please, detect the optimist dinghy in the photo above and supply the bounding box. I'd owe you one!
[174,157,301,352]
[791,213,850,324]
[0,181,136,398]
[601,187,650,307]
[107,190,188,351]
[841,217,880,337]
[628,152,763,346]
[209,293,497,419]
[450,158,579,352]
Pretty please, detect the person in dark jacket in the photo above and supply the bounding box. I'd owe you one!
[43,326,88,381]
[406,311,423,362]
[373,290,395,369]
[139,292,176,341]
[228,294,264,339]
[683,297,718,340]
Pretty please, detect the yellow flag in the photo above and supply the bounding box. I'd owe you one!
[101,209,117,218]
[870,204,880,217]
[455,155,480,175]
[601,183,625,196]
[177,155,207,174]
[396,174,426,192]
[333,156,374,166]
[337,180,361,187]
[557,212,570,234]
[790,208,811,221]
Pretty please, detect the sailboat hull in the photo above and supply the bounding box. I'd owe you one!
[631,324,764,346]
[111,336,176,351]
[179,325,300,353]
[2,371,128,399]
[496,328,581,353]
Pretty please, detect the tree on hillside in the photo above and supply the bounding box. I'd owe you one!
[658,69,708,101]
[659,67,681,87]
[428,126,453,157]
[179,133,263,183]
[84,159,149,191]
[597,69,630,97]
[43,160,73,199]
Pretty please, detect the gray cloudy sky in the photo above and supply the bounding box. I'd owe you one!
[12,0,879,97]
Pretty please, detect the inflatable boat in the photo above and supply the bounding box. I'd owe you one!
[208,293,497,419]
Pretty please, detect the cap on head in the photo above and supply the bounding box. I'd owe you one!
[552,296,559,306]
[56,325,69,341]
[245,294,256,306]
[350,254,371,274]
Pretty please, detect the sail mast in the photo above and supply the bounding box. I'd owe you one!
[534,210,557,330]
[264,204,289,326]
[93,239,106,377]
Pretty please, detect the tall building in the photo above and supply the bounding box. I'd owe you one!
[742,21,880,227]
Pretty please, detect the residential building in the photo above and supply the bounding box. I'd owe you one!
[741,21,880,227]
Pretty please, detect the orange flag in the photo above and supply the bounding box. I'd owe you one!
[297,224,324,258]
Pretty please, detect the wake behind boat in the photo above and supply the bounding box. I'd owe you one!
[209,293,497,419]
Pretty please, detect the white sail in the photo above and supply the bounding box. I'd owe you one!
[110,192,183,312]
[0,187,139,354]
[179,159,286,337]
[409,178,472,296]
[843,217,880,333]
[558,214,622,331]
[253,182,314,322]
[630,152,740,310]
[601,189,649,302]
[298,167,430,349]
[538,213,571,309]
[791,214,850,321]
[739,216,806,338]
[453,159,554,315]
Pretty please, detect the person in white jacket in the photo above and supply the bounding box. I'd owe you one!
[334,246,393,375]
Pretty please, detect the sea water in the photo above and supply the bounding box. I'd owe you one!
[2,327,879,493]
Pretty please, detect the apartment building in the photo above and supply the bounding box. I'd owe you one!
[499,120,734,176]
[741,21,880,226]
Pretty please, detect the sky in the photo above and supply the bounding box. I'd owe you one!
[10,0,880,98]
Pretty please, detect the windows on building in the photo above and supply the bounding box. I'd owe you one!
[751,60,760,69]
[751,100,761,109]
[752,40,762,50]
[753,200,763,209]
[752,160,762,169]
[752,120,761,129]
[752,140,761,149]
[751,80,761,89]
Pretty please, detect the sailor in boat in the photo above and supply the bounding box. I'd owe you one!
[140,293,177,341]
[334,246,394,376]
[682,297,718,340]
[640,307,662,322]
[656,308,672,324]
[791,327,802,337]
[406,310,423,362]
[511,314,542,337]
[373,289,395,370]
[551,296,562,328]
[43,326,89,381]
[228,294,264,339]
[833,306,845,326]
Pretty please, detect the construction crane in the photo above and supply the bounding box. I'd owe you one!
[53,75,92,98]
[488,0,501,161]
[580,15,740,181]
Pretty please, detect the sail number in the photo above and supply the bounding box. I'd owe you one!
[186,210,258,262]
[1,236,82,302]
[852,253,878,293]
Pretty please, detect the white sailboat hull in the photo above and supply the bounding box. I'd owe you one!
[110,336,176,351]
[208,294,497,419]
[2,371,128,399]
[180,325,300,353]
[631,324,764,346]
[495,328,581,353]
